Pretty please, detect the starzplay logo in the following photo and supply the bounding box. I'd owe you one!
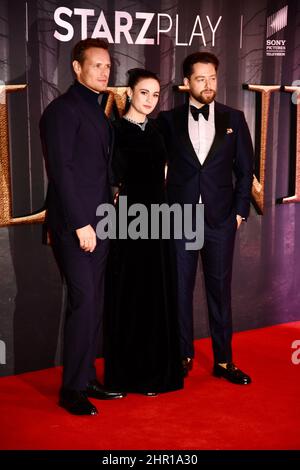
[266,5,288,57]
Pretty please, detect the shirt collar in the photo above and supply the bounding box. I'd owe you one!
[189,100,215,123]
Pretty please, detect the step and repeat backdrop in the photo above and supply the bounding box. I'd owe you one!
[0,0,299,376]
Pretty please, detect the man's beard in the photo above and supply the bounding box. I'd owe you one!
[191,89,216,105]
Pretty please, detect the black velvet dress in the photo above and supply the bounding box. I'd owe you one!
[104,118,183,393]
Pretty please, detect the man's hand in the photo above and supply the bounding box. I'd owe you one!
[236,214,243,229]
[76,225,97,252]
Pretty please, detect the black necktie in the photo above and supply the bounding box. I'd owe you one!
[190,104,209,121]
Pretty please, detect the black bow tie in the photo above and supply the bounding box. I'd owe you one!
[190,104,209,121]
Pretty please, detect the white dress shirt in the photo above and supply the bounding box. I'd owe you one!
[188,100,215,201]
[188,100,215,165]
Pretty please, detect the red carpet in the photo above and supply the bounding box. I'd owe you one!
[0,322,299,450]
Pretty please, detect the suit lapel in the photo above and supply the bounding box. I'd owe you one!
[203,102,230,166]
[174,104,201,169]
[174,102,230,168]
[100,92,115,161]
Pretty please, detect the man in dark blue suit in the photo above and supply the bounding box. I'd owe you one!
[40,38,125,415]
[158,52,253,385]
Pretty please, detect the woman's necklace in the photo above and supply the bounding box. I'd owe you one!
[123,115,148,131]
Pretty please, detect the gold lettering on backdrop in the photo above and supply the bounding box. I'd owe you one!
[0,85,128,227]
[240,85,281,213]
[107,87,128,115]
[282,85,300,204]
[0,85,47,226]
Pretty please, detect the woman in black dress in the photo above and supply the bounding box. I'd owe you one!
[104,69,183,395]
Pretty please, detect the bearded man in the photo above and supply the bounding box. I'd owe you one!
[157,52,254,385]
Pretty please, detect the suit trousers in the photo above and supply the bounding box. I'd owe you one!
[174,211,237,363]
[51,230,109,390]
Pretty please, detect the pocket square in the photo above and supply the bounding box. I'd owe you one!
[226,128,233,134]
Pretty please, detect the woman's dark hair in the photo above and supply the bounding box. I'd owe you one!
[72,38,109,64]
[182,52,219,79]
[127,68,160,89]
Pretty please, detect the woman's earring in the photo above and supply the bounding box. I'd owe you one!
[128,96,131,103]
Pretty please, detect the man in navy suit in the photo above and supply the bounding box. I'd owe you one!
[40,38,125,415]
[158,52,253,384]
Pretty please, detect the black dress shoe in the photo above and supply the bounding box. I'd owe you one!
[213,362,252,385]
[59,389,98,415]
[86,380,126,400]
[182,357,193,378]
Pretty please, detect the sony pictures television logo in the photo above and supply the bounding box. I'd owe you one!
[266,5,288,57]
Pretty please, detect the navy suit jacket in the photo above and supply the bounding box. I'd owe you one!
[40,84,113,234]
[157,102,254,227]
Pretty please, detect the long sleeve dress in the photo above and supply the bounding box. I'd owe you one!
[104,118,183,394]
